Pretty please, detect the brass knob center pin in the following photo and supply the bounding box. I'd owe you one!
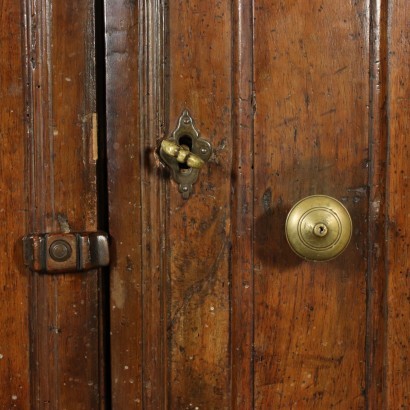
[285,195,352,261]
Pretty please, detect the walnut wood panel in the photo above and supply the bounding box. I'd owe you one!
[139,0,168,405]
[366,0,388,407]
[4,0,410,407]
[105,1,143,407]
[386,1,410,407]
[231,0,254,408]
[23,0,102,408]
[105,0,233,407]
[167,0,232,407]
[253,1,369,408]
[105,0,168,407]
[104,1,410,408]
[0,1,30,408]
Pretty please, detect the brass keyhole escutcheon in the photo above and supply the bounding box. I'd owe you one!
[285,195,352,261]
[159,110,212,199]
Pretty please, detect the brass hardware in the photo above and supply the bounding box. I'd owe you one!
[23,232,110,273]
[159,110,212,199]
[285,195,352,261]
[160,140,205,169]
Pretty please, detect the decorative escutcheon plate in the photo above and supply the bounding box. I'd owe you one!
[159,110,212,199]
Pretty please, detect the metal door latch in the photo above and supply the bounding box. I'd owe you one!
[23,232,110,273]
[159,110,212,199]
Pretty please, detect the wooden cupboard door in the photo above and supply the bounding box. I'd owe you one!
[0,0,105,408]
[0,1,31,407]
[104,0,409,409]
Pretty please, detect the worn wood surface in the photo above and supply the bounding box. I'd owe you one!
[231,0,254,408]
[139,1,168,406]
[106,0,169,408]
[253,1,369,408]
[102,1,409,409]
[167,0,232,408]
[0,0,30,408]
[3,0,410,408]
[386,1,410,407]
[366,0,388,408]
[24,0,102,408]
[105,1,143,407]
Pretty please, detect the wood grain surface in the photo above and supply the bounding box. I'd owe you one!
[24,0,102,408]
[138,1,168,406]
[253,1,369,407]
[231,0,254,408]
[106,0,169,407]
[0,0,30,408]
[105,1,143,407]
[100,1,410,408]
[2,0,410,408]
[167,0,232,408]
[386,0,410,407]
[366,0,389,408]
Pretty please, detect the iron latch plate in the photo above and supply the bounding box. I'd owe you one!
[23,232,110,273]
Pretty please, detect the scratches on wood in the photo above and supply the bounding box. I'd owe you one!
[169,239,228,329]
[92,112,98,163]
[0,0,30,408]
[386,1,410,407]
[24,0,101,408]
[254,1,369,408]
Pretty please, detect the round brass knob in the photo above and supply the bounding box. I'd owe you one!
[285,195,352,261]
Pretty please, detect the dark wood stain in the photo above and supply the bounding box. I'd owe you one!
[0,0,30,408]
[253,2,369,407]
[366,0,389,408]
[386,0,410,407]
[231,0,254,408]
[105,0,144,407]
[104,0,410,408]
[23,0,101,408]
[1,0,410,408]
[168,0,232,407]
